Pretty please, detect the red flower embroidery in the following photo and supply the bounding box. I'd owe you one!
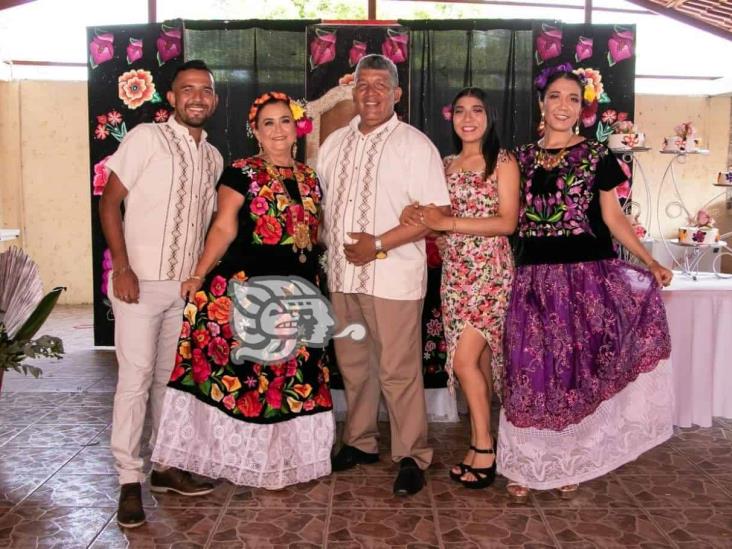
[191,349,211,383]
[255,214,283,245]
[192,328,210,349]
[237,390,264,417]
[207,336,230,366]
[265,377,286,409]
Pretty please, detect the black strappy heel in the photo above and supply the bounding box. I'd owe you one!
[460,444,497,489]
[449,445,476,482]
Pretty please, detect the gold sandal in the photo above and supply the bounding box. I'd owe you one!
[506,482,530,503]
[558,484,579,499]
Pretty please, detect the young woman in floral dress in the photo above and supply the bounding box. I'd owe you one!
[498,68,674,502]
[403,87,519,488]
[151,92,334,489]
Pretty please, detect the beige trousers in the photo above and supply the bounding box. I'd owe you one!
[331,292,433,469]
[108,279,183,485]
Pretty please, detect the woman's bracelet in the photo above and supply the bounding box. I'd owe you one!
[111,265,131,279]
[189,274,205,281]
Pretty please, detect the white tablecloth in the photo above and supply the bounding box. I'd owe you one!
[662,272,732,427]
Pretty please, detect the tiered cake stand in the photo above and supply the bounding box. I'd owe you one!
[656,150,731,280]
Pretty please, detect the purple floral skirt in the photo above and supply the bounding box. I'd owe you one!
[503,259,671,431]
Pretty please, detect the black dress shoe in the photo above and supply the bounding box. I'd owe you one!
[331,444,380,472]
[393,457,425,496]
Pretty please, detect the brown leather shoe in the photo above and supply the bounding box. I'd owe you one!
[117,482,145,528]
[150,468,214,496]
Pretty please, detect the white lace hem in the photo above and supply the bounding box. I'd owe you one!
[497,359,673,490]
[152,389,335,490]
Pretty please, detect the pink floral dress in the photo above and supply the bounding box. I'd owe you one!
[441,151,514,395]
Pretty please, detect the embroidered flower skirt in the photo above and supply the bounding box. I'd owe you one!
[497,259,673,489]
[153,388,335,490]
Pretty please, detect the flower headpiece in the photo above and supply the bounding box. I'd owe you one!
[534,62,596,106]
[534,62,576,93]
[246,91,314,139]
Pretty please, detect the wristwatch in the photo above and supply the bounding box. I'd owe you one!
[374,238,388,260]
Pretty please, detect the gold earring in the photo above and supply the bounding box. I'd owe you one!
[574,122,580,135]
[257,141,263,154]
[291,143,298,159]
[538,111,545,134]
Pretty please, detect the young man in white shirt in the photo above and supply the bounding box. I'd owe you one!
[99,59,224,527]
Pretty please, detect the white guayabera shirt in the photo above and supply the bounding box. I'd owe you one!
[317,114,450,301]
[105,116,224,281]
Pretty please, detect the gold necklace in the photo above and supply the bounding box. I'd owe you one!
[261,157,312,263]
[535,134,574,170]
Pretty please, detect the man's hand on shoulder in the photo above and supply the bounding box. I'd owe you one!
[344,232,377,266]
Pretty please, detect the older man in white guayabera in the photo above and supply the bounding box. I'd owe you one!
[317,53,451,496]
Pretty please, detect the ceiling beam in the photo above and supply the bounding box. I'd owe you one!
[624,0,732,41]
[0,0,37,10]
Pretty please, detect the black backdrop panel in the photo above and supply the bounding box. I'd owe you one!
[88,21,184,346]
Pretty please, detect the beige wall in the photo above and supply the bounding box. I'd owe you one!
[0,83,731,304]
[0,81,91,304]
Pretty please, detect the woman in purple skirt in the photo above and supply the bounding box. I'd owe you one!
[497,67,674,502]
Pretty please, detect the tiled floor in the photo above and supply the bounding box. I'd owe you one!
[1,306,732,547]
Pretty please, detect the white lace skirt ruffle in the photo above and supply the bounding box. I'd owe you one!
[497,359,673,490]
[152,388,335,490]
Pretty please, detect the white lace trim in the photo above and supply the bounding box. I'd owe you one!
[497,359,673,490]
[152,389,335,490]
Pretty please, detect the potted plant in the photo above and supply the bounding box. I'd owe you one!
[0,247,65,391]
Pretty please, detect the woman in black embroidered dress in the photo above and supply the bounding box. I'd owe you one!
[152,92,334,489]
[497,68,674,502]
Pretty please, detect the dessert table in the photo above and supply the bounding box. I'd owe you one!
[662,272,732,427]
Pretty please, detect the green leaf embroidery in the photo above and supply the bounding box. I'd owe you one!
[181,372,195,387]
[198,379,212,396]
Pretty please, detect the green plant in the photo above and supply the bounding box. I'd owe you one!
[0,287,65,379]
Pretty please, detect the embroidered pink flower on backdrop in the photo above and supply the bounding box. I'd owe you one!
[100,248,112,296]
[441,105,453,121]
[94,124,109,139]
[92,155,111,196]
[535,24,562,64]
[126,37,143,64]
[348,40,367,67]
[118,69,156,110]
[156,25,181,65]
[153,109,170,123]
[575,36,593,62]
[601,109,617,124]
[107,110,123,125]
[89,32,114,68]
[310,30,337,70]
[381,30,408,64]
[608,26,634,66]
[616,179,631,200]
